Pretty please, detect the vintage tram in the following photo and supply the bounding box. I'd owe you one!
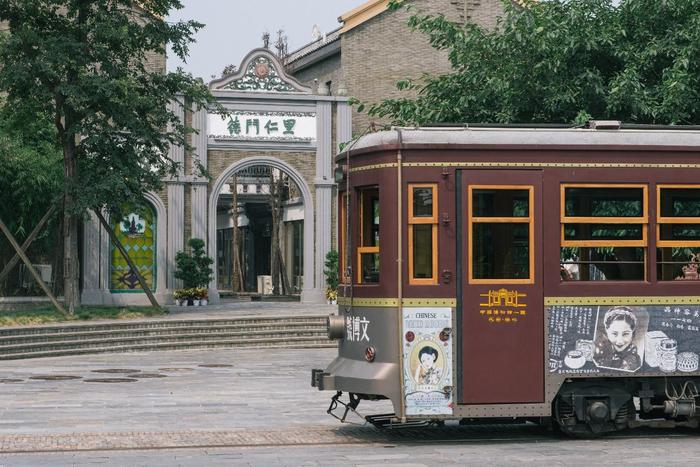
[312,124,700,436]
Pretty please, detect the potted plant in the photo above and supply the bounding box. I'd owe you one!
[324,250,339,305]
[174,238,214,306]
[195,287,209,306]
[173,289,187,306]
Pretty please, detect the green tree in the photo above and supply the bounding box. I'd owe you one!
[0,110,63,295]
[370,0,700,125]
[0,1,217,312]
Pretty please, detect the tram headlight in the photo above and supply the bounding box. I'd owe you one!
[327,314,345,340]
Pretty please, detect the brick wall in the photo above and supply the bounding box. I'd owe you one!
[208,150,318,206]
[292,54,342,96]
[288,0,506,134]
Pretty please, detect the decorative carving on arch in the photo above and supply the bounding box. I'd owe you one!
[209,48,312,94]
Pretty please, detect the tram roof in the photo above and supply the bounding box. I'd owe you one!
[345,124,700,155]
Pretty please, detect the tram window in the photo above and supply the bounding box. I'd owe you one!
[357,186,379,284]
[469,186,534,284]
[560,184,647,281]
[657,185,700,281]
[409,184,438,285]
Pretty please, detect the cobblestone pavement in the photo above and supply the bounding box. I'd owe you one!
[1,347,700,465]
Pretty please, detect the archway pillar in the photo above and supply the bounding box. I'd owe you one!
[312,101,334,303]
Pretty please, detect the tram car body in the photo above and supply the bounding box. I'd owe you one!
[312,125,700,436]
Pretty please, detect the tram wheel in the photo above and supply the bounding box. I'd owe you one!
[553,390,633,439]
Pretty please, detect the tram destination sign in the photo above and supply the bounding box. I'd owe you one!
[208,111,316,142]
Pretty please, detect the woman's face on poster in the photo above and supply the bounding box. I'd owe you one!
[420,352,436,370]
[606,319,634,352]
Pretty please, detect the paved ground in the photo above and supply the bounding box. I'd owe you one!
[1,320,700,465]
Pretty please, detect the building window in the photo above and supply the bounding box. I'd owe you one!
[409,184,438,285]
[469,186,534,284]
[357,186,379,284]
[657,185,700,281]
[560,184,647,281]
[110,204,157,292]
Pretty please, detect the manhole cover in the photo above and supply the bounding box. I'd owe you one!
[128,373,166,378]
[0,378,23,383]
[83,378,138,383]
[91,369,141,374]
[198,364,233,368]
[158,367,193,372]
[29,375,81,381]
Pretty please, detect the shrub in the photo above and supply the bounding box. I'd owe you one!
[174,238,214,289]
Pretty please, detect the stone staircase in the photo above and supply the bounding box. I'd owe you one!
[0,316,333,360]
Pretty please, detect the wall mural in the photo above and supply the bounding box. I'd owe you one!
[110,206,156,292]
[548,304,700,375]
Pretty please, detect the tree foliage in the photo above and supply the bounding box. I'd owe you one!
[370,0,700,125]
[0,110,63,285]
[0,0,216,216]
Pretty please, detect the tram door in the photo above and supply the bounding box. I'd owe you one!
[458,170,544,404]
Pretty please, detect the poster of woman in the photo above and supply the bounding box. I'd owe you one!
[402,307,453,416]
[593,306,648,372]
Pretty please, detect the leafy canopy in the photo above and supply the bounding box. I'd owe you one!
[0,0,217,217]
[370,0,700,125]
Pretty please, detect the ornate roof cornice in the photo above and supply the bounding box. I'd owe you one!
[209,48,312,94]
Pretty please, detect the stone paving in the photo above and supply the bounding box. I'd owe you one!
[1,312,700,465]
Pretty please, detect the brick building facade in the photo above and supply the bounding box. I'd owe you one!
[285,0,508,134]
[82,48,350,305]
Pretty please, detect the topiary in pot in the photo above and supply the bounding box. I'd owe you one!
[174,238,214,305]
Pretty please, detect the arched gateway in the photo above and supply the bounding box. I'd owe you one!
[82,48,351,306]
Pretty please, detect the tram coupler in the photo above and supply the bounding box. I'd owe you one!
[327,391,362,424]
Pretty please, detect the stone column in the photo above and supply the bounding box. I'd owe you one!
[336,101,352,153]
[190,106,208,242]
[312,100,334,303]
[167,99,185,292]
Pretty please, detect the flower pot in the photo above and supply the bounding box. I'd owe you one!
[175,299,182,306]
[200,299,208,306]
[192,299,201,307]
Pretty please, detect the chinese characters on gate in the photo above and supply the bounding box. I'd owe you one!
[207,111,316,142]
[227,116,297,137]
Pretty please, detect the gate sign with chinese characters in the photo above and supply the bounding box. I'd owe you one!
[479,288,527,324]
[208,111,316,142]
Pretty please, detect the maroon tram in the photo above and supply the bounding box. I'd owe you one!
[311,124,700,436]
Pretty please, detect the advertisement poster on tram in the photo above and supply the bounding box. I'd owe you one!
[548,304,700,375]
[403,308,453,415]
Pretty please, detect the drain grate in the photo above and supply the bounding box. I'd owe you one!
[91,369,141,374]
[198,364,233,368]
[0,378,23,383]
[158,368,193,372]
[83,378,138,383]
[128,373,166,378]
[29,375,81,381]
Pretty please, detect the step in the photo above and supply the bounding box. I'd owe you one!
[0,323,327,346]
[0,329,329,354]
[0,316,328,337]
[0,338,336,360]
